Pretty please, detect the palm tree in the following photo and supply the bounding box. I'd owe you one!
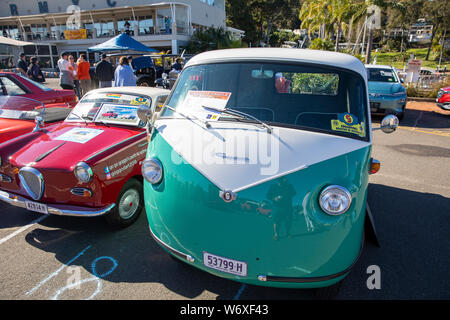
[299,0,331,40]
[329,0,353,51]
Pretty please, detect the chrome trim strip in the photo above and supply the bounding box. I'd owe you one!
[0,190,114,217]
[85,132,147,162]
[148,225,195,263]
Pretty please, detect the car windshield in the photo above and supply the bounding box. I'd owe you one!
[17,74,53,91]
[161,62,369,140]
[0,96,43,120]
[367,68,398,82]
[66,92,152,127]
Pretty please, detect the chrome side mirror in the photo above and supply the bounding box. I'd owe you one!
[137,105,153,123]
[32,116,44,132]
[380,114,399,134]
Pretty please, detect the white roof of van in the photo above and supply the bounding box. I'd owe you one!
[365,64,393,69]
[185,48,367,78]
[89,86,170,97]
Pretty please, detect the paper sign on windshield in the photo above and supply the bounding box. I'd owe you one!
[55,128,104,144]
[178,91,231,121]
[95,103,140,126]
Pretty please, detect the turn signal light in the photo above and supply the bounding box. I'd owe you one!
[13,168,19,174]
[370,158,380,174]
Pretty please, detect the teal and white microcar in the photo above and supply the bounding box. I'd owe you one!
[137,48,398,292]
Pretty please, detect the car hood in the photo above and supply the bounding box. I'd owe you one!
[0,119,34,143]
[368,81,404,94]
[8,122,143,170]
[154,119,370,193]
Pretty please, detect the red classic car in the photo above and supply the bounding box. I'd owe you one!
[436,86,450,110]
[0,87,170,227]
[0,72,76,106]
[0,96,73,144]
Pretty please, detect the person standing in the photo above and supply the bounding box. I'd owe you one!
[17,53,28,76]
[27,57,45,82]
[95,53,114,88]
[77,54,91,97]
[68,55,81,99]
[58,52,74,90]
[114,56,136,87]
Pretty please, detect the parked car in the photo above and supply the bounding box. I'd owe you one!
[0,72,77,106]
[0,87,169,228]
[132,56,159,87]
[436,86,450,110]
[138,48,399,295]
[0,96,73,143]
[366,64,407,120]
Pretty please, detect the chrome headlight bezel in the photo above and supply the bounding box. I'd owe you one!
[142,158,163,184]
[319,185,352,216]
[74,162,93,183]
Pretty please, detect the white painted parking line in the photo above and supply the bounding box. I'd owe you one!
[0,215,48,245]
[26,245,91,296]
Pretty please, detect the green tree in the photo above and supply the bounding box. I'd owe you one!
[226,0,301,46]
[185,27,245,54]
[422,0,450,60]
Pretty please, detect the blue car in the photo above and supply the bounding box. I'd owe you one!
[366,65,407,120]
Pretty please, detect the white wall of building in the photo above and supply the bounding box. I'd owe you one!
[2,0,226,28]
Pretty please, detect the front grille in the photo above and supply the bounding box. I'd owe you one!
[18,167,44,200]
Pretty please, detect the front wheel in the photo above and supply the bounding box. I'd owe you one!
[105,179,144,228]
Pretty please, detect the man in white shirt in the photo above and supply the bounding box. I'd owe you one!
[57,52,74,90]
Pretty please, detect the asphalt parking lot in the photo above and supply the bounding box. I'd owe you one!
[0,101,449,300]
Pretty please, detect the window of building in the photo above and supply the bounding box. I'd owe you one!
[138,16,154,35]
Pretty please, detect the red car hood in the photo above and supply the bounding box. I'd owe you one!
[0,119,34,143]
[9,122,144,170]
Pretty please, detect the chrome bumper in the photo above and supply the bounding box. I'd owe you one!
[0,190,115,217]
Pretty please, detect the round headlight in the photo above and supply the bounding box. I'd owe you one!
[74,162,93,183]
[319,185,352,216]
[142,159,163,184]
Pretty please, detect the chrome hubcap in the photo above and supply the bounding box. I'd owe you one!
[118,189,140,219]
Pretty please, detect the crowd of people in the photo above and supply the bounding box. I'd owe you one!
[55,52,137,98]
[16,52,184,99]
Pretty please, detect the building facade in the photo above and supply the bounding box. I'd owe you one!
[0,0,226,69]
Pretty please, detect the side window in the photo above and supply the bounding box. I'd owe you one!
[155,95,168,112]
[0,77,27,96]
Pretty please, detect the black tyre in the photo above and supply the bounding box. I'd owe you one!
[105,179,144,228]
[137,77,155,87]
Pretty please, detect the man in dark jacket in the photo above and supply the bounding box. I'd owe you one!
[17,53,28,76]
[27,57,45,82]
[95,53,115,88]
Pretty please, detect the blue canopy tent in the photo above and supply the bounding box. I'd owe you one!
[87,33,159,53]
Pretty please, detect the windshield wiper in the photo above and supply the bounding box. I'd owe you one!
[164,105,212,129]
[69,113,88,124]
[202,106,272,134]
